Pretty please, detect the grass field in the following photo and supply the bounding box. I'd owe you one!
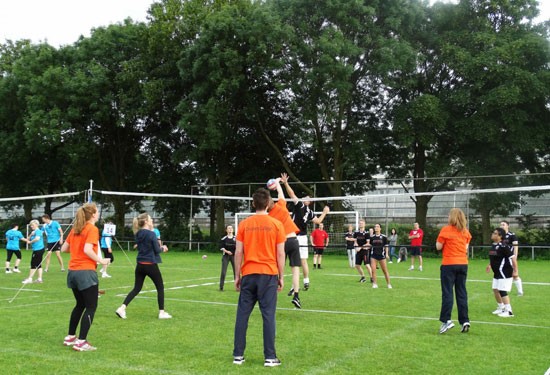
[1,250,549,374]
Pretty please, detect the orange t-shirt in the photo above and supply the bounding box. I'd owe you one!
[67,222,100,271]
[236,214,285,276]
[436,225,471,265]
[269,198,299,235]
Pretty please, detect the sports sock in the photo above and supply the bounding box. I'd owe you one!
[304,277,310,284]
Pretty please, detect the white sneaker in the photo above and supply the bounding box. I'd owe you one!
[419,266,423,271]
[397,258,401,263]
[101,273,112,278]
[372,283,378,289]
[492,307,505,315]
[388,261,393,264]
[34,278,43,283]
[115,306,127,319]
[408,266,414,271]
[387,284,393,289]
[498,310,514,318]
[12,268,21,273]
[22,278,33,284]
[159,311,172,319]
[5,269,12,274]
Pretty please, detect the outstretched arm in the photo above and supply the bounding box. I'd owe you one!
[312,205,330,224]
[280,173,298,203]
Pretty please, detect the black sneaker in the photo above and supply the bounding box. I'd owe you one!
[233,356,245,365]
[359,277,366,283]
[287,288,294,296]
[303,283,309,291]
[292,296,301,309]
[264,358,281,367]
[461,322,470,333]
[317,265,322,269]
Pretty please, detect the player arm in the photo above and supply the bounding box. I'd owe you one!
[280,173,298,203]
[276,241,285,291]
[61,241,70,253]
[58,227,64,243]
[325,234,329,247]
[234,240,244,290]
[312,205,330,225]
[435,241,443,251]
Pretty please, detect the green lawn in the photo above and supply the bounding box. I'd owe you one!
[1,251,548,374]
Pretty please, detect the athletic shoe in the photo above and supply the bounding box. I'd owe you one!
[264,358,281,367]
[388,261,393,264]
[387,284,393,289]
[439,320,455,334]
[12,268,21,273]
[115,306,127,319]
[303,283,309,291]
[291,296,301,309]
[492,307,505,315]
[60,269,65,272]
[5,269,12,274]
[22,278,33,284]
[498,310,514,318]
[408,266,414,271]
[359,277,366,283]
[73,340,97,352]
[461,322,470,333]
[63,335,77,346]
[101,273,112,278]
[44,268,48,273]
[397,258,401,263]
[233,356,245,365]
[287,288,294,296]
[317,265,322,269]
[34,279,43,283]
[159,311,172,319]
[517,292,524,297]
[419,266,423,271]
[372,283,378,289]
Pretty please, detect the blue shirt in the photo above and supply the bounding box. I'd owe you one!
[6,229,24,250]
[30,229,45,251]
[43,221,62,243]
[100,229,113,249]
[153,228,161,239]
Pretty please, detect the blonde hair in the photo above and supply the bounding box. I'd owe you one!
[133,213,150,234]
[74,203,97,234]
[448,208,467,231]
[29,219,40,227]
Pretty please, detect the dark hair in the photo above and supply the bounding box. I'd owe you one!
[494,227,506,239]
[391,228,397,234]
[42,214,51,220]
[252,188,270,211]
[501,220,510,226]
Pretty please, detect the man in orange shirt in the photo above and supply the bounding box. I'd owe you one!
[233,188,286,367]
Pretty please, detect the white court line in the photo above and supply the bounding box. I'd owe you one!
[328,273,550,286]
[131,295,550,330]
[0,287,42,292]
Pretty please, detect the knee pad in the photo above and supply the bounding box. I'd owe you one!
[499,290,508,297]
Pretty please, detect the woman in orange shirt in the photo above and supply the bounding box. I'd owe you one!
[436,208,472,334]
[60,203,110,351]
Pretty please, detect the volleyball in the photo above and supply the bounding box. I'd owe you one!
[267,178,277,190]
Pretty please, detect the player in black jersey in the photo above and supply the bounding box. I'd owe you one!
[353,219,372,283]
[369,224,392,288]
[219,225,236,291]
[500,221,523,296]
[486,227,515,317]
[281,173,329,290]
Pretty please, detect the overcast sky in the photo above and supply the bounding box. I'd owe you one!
[0,0,548,48]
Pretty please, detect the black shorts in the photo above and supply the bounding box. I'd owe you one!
[313,247,324,255]
[31,250,45,269]
[101,247,114,262]
[6,250,22,261]
[285,237,301,267]
[355,249,369,266]
[371,253,386,261]
[410,246,422,256]
[47,242,61,251]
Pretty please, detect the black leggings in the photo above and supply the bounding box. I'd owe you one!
[69,284,98,340]
[123,263,165,310]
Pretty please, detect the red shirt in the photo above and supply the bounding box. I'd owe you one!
[311,229,329,248]
[409,228,424,247]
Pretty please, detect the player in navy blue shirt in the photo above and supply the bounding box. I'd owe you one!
[486,227,515,317]
[369,224,392,288]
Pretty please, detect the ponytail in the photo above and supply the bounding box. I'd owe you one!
[74,203,97,234]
